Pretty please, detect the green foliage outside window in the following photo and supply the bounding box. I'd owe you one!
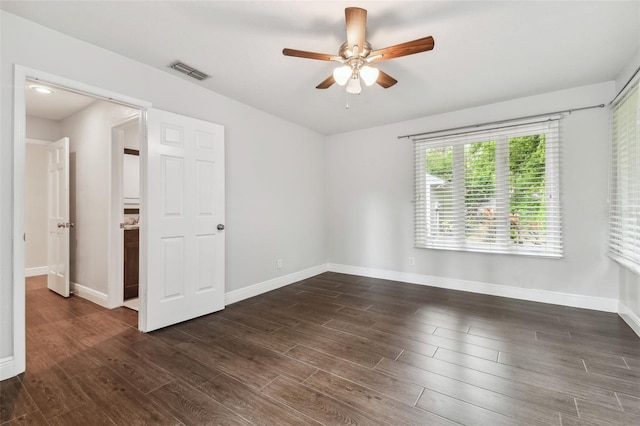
[509,135,546,231]
[424,134,546,245]
[425,146,452,180]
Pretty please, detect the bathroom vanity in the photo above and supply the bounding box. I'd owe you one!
[124,226,139,300]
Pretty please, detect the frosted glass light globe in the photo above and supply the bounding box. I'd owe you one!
[333,66,352,86]
[360,66,379,86]
[346,76,362,94]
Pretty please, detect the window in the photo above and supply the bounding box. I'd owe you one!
[414,119,562,257]
[609,82,640,272]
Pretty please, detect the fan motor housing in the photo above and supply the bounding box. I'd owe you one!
[339,41,372,59]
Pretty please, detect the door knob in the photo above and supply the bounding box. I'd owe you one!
[217,224,225,230]
[57,223,65,228]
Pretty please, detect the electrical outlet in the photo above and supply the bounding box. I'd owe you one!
[277,258,283,269]
[408,257,416,266]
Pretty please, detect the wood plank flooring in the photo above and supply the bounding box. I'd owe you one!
[2,273,639,425]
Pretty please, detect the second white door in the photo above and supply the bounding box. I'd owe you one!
[47,137,70,297]
[143,109,225,331]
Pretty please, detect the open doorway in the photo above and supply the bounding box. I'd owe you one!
[112,116,142,311]
[13,65,226,379]
[24,80,142,317]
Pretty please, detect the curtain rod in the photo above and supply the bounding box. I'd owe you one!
[397,103,605,140]
[609,64,640,106]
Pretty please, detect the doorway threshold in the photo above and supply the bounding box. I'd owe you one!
[123,297,139,311]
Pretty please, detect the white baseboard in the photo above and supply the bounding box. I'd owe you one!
[25,266,47,277]
[0,356,16,381]
[225,263,329,305]
[72,282,109,308]
[328,263,619,313]
[619,302,640,338]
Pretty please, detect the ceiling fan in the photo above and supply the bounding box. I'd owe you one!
[282,7,435,94]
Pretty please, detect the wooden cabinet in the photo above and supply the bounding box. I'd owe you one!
[124,228,139,300]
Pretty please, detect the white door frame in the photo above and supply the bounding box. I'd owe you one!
[12,65,151,376]
[110,115,141,309]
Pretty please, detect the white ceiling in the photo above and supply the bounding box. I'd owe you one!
[25,82,97,121]
[4,1,639,135]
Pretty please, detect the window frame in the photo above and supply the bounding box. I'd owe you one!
[608,82,640,273]
[414,119,562,257]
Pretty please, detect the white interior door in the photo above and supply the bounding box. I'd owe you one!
[144,109,225,331]
[47,137,70,297]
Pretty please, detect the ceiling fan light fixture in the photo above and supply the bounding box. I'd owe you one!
[282,8,434,92]
[333,65,352,86]
[360,65,379,86]
[346,76,362,95]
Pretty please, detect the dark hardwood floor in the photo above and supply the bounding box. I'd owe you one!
[2,273,639,425]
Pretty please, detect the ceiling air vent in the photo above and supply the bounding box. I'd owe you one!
[169,61,210,81]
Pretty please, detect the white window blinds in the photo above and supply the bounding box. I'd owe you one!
[414,118,562,257]
[609,82,640,271]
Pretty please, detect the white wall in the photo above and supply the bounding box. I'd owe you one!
[615,48,640,334]
[326,82,618,306]
[25,115,62,141]
[24,142,48,271]
[24,116,62,273]
[620,268,640,334]
[61,100,138,294]
[1,12,327,361]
